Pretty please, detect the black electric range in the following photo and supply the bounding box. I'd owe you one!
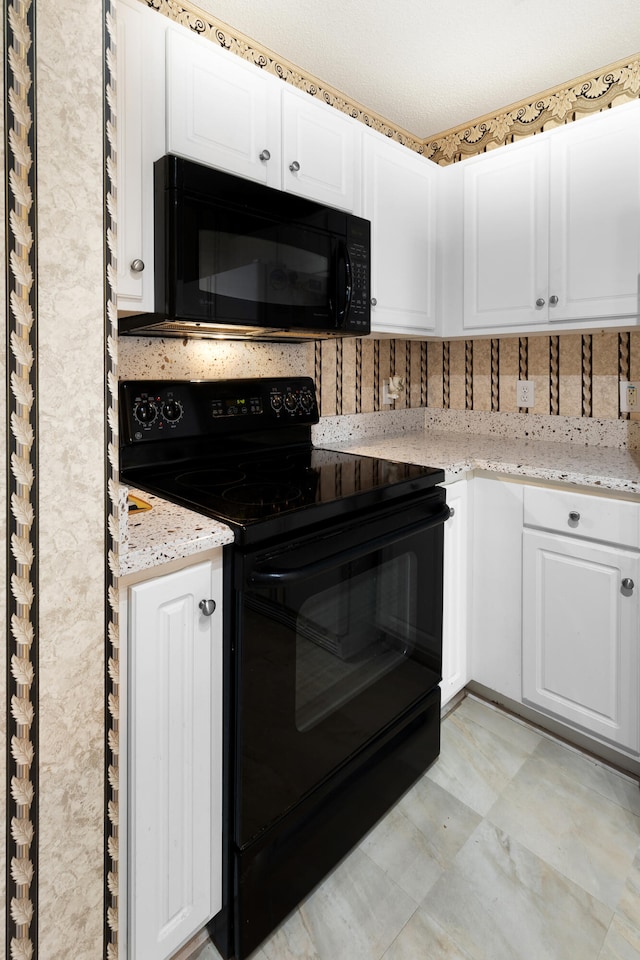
[119,377,445,544]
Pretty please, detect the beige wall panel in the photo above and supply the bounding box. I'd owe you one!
[377,339,391,409]
[320,339,338,416]
[472,339,491,411]
[341,338,357,414]
[449,339,466,410]
[592,377,620,420]
[591,332,619,419]
[528,336,551,415]
[36,2,106,956]
[409,341,424,408]
[427,340,443,408]
[559,334,582,417]
[498,337,519,412]
[360,339,376,413]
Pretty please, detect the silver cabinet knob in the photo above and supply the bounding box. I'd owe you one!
[199,598,216,617]
[130,259,145,273]
[259,149,271,162]
[536,297,545,307]
[622,578,635,591]
[370,297,377,306]
[289,160,300,173]
[448,507,455,519]
[568,511,580,523]
[549,295,559,305]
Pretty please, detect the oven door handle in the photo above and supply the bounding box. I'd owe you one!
[248,503,450,584]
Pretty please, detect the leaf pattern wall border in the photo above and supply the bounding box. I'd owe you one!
[5,2,38,958]
[142,0,639,164]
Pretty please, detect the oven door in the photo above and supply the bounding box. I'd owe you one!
[232,490,448,847]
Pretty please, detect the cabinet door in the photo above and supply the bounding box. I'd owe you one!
[128,558,223,960]
[463,138,549,330]
[282,87,360,211]
[363,131,438,334]
[523,530,640,752]
[549,100,640,322]
[166,26,281,187]
[441,481,469,706]
[116,0,166,311]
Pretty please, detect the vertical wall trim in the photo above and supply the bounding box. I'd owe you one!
[335,339,343,415]
[103,1,120,956]
[5,1,39,957]
[373,340,380,411]
[464,340,473,410]
[443,341,450,409]
[518,337,528,381]
[420,342,427,407]
[490,339,499,412]
[314,341,322,404]
[619,332,630,420]
[355,339,362,414]
[550,336,560,415]
[582,334,592,418]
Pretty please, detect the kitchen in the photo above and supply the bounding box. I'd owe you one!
[2,1,640,958]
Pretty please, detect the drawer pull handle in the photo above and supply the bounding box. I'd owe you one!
[259,149,271,162]
[568,511,580,523]
[622,578,635,592]
[199,598,216,617]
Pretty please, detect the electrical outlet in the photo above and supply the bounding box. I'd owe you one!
[619,381,640,412]
[516,380,535,408]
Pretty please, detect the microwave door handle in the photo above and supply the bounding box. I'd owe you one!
[248,504,450,585]
[337,241,352,323]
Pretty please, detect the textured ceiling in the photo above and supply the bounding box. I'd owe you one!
[197,0,640,138]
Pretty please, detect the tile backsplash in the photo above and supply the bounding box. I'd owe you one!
[118,329,640,422]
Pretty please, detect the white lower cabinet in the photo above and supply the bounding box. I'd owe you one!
[522,488,640,753]
[127,555,223,960]
[441,479,469,706]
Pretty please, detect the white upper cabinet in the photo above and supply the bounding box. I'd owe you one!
[116,0,167,312]
[165,27,360,210]
[281,86,361,211]
[462,99,640,335]
[166,26,282,188]
[548,100,640,323]
[463,137,550,330]
[363,130,438,335]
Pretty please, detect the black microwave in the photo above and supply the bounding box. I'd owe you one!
[119,154,371,341]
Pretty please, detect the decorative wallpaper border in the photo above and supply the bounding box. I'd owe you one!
[104,2,120,958]
[5,1,38,958]
[141,0,640,165]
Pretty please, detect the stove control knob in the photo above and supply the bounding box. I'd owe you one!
[133,399,158,425]
[300,389,314,412]
[284,392,298,412]
[270,393,283,412]
[162,399,183,423]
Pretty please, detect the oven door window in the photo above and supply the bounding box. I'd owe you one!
[295,551,416,732]
[237,507,444,846]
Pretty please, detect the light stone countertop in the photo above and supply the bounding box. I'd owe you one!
[119,408,640,577]
[120,488,234,577]
[315,427,640,495]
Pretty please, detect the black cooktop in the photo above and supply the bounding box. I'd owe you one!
[119,378,444,544]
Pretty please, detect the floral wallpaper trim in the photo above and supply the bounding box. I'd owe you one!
[426,54,640,164]
[140,1,639,164]
[104,2,120,957]
[5,1,38,958]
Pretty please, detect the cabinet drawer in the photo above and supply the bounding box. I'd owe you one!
[523,485,640,548]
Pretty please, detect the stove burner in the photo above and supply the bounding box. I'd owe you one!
[176,468,246,490]
[222,481,302,509]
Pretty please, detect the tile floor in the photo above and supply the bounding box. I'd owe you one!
[194,695,640,960]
